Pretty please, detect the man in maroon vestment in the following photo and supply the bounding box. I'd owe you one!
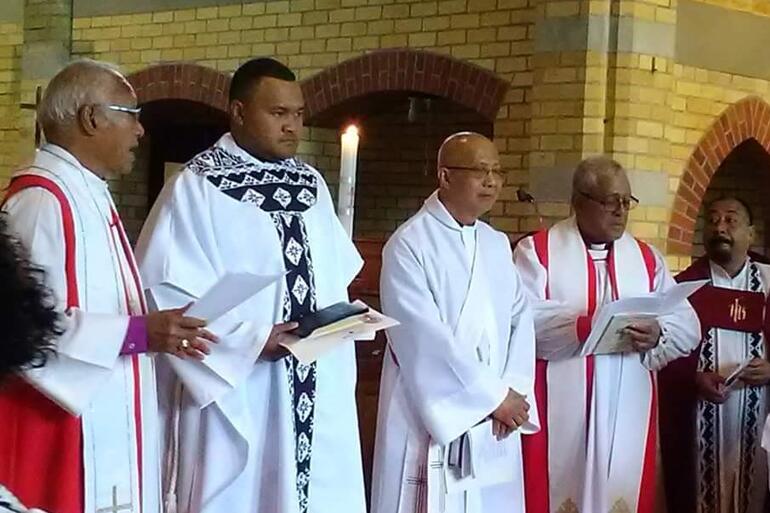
[660,197,770,513]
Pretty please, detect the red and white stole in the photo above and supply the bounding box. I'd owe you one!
[523,218,657,513]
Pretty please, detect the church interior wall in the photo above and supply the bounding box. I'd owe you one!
[0,0,769,269]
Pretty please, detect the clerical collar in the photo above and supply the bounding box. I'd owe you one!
[589,242,609,250]
[425,190,478,231]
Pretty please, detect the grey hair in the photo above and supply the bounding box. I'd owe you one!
[572,155,625,196]
[38,59,127,134]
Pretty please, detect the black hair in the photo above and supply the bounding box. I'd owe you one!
[228,57,296,103]
[707,196,754,226]
[0,213,60,382]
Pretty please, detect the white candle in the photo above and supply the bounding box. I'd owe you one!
[338,124,360,238]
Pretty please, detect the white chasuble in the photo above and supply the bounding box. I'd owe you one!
[136,133,366,513]
[1,144,160,513]
[372,191,539,513]
[513,217,700,513]
[697,260,770,513]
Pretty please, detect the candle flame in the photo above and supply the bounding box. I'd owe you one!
[344,125,358,137]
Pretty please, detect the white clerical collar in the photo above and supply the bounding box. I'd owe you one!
[425,190,478,232]
[40,143,109,190]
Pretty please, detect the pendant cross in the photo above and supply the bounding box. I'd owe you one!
[95,486,132,513]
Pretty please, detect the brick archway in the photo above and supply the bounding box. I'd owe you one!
[668,96,770,255]
[127,63,230,112]
[301,49,509,124]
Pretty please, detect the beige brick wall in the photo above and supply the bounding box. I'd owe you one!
[69,0,535,237]
[0,21,22,180]
[0,0,769,267]
[692,0,770,16]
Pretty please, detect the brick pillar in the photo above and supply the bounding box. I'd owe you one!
[527,0,677,248]
[19,0,72,161]
[0,0,24,179]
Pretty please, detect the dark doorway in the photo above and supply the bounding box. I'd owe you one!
[693,139,770,258]
[139,99,229,206]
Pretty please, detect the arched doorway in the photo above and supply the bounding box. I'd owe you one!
[108,64,231,242]
[668,96,770,256]
[692,139,770,257]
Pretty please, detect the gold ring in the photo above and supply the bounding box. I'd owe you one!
[180,339,190,350]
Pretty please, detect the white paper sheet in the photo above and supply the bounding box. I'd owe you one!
[165,272,283,406]
[580,279,708,356]
[724,357,753,390]
[186,272,284,321]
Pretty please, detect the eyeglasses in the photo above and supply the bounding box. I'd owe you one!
[444,165,506,181]
[578,190,639,211]
[104,104,142,119]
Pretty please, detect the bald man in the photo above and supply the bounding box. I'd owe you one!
[513,156,699,513]
[371,132,539,513]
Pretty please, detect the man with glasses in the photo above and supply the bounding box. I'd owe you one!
[372,132,538,513]
[660,197,770,513]
[0,59,217,513]
[514,156,699,513]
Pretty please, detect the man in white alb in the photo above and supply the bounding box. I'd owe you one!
[372,132,538,513]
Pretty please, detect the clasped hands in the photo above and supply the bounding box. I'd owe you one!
[490,388,530,441]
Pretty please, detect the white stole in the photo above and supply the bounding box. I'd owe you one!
[544,218,654,513]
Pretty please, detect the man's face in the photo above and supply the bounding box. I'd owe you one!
[96,80,144,177]
[574,171,634,244]
[704,199,754,265]
[231,77,304,161]
[439,140,503,220]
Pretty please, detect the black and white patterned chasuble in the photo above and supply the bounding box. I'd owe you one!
[190,146,319,513]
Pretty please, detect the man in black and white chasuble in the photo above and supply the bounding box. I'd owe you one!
[136,60,365,513]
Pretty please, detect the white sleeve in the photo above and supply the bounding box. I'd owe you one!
[4,188,129,415]
[380,235,509,446]
[136,172,272,407]
[500,266,540,434]
[642,247,701,371]
[513,236,583,360]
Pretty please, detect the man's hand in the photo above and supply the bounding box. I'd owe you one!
[146,304,217,360]
[623,319,662,352]
[740,358,770,386]
[259,322,299,361]
[491,389,530,440]
[695,371,727,403]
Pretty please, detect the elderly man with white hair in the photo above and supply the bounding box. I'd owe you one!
[0,59,216,513]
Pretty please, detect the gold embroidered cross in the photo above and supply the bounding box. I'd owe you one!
[95,486,132,513]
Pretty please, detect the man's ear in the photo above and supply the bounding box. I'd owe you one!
[229,99,244,127]
[748,224,756,245]
[437,166,450,188]
[77,104,99,136]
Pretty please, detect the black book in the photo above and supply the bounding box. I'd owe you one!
[292,301,369,339]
